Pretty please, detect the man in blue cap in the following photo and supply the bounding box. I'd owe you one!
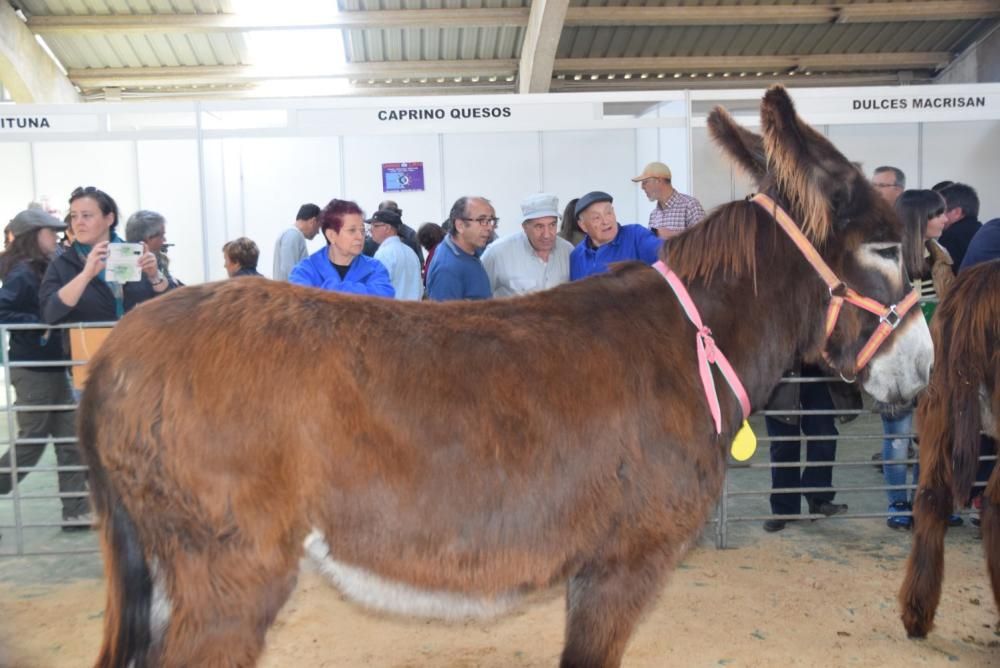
[569,191,664,281]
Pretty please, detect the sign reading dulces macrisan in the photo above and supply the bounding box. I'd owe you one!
[852,96,987,111]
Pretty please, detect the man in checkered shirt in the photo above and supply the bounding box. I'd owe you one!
[632,162,706,240]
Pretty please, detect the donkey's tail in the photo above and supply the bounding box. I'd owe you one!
[78,376,153,668]
[929,263,999,503]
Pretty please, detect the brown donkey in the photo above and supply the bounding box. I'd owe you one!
[80,87,932,668]
[900,259,1000,638]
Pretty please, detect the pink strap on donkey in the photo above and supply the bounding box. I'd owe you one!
[652,261,752,434]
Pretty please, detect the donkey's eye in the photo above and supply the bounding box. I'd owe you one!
[873,246,899,260]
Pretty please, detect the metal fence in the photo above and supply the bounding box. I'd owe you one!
[0,322,994,556]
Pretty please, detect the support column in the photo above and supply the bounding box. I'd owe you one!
[517,0,570,94]
[0,2,80,103]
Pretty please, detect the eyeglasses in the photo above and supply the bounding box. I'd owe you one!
[461,216,499,227]
[872,182,901,189]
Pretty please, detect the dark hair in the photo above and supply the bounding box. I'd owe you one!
[931,180,953,192]
[417,222,444,252]
[896,189,945,276]
[873,166,905,189]
[0,228,51,281]
[69,186,120,235]
[559,198,582,241]
[296,203,320,221]
[319,199,364,241]
[939,183,979,220]
[222,237,260,271]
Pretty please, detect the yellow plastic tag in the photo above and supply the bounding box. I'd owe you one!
[731,420,757,461]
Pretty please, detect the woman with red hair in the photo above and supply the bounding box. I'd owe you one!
[289,199,394,298]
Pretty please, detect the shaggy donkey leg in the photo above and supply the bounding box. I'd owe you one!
[900,486,951,638]
[982,469,1000,625]
[560,549,671,668]
[158,549,299,668]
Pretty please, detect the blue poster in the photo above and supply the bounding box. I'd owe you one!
[382,162,425,192]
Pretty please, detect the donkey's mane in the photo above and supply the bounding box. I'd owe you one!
[665,199,767,289]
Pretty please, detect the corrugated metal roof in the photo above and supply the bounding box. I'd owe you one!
[6,0,999,100]
[18,0,246,71]
[342,0,527,63]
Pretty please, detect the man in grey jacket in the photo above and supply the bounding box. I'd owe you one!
[273,203,320,280]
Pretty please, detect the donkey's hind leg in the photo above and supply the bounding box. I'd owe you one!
[899,484,953,638]
[560,547,671,668]
[158,546,299,668]
[981,464,1000,624]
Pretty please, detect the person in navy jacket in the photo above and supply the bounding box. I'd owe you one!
[289,198,394,298]
[569,191,664,281]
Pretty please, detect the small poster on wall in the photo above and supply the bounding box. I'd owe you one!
[382,162,425,192]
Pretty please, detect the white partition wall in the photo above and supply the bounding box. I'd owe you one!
[540,129,637,224]
[1,84,997,285]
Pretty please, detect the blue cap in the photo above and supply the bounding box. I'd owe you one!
[574,191,613,218]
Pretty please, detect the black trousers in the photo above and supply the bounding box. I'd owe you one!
[766,379,839,516]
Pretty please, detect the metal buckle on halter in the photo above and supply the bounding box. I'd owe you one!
[880,305,902,330]
[828,282,847,299]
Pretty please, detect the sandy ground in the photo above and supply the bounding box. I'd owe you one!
[1,523,997,668]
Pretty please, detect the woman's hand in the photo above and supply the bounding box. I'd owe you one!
[139,242,160,280]
[83,241,110,279]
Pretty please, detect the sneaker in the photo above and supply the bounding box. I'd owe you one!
[809,500,848,517]
[947,514,964,527]
[763,519,789,533]
[887,501,913,530]
[62,512,95,532]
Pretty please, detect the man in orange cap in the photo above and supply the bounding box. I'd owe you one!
[632,161,705,240]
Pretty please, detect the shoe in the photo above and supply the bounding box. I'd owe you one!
[971,515,981,527]
[947,514,964,527]
[809,500,848,517]
[763,519,789,533]
[887,501,913,530]
[62,512,95,532]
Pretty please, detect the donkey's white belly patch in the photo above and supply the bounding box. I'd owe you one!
[303,529,520,620]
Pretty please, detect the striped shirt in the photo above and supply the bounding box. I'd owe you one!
[648,190,706,233]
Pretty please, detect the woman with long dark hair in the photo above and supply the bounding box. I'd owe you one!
[0,209,90,528]
[882,189,954,530]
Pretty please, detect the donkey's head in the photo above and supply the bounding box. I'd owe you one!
[710,86,932,404]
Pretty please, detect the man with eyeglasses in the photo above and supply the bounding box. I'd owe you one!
[426,196,495,301]
[569,191,663,281]
[871,166,905,205]
[481,193,574,297]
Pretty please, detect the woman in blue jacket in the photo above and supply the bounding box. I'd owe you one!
[289,199,394,298]
[0,209,90,528]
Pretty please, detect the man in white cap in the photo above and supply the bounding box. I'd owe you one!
[632,161,705,239]
[481,193,574,297]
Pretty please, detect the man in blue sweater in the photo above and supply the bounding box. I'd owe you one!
[426,196,495,301]
[569,191,664,281]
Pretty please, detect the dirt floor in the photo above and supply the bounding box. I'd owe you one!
[1,522,997,668]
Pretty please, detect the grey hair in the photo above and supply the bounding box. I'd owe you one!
[125,210,166,243]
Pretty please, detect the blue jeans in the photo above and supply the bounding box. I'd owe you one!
[881,411,917,506]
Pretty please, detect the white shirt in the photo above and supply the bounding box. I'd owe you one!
[481,230,573,297]
[373,235,423,301]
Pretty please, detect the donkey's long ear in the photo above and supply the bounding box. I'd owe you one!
[760,86,857,244]
[707,106,766,184]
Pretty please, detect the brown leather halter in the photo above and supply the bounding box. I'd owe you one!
[752,193,921,376]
